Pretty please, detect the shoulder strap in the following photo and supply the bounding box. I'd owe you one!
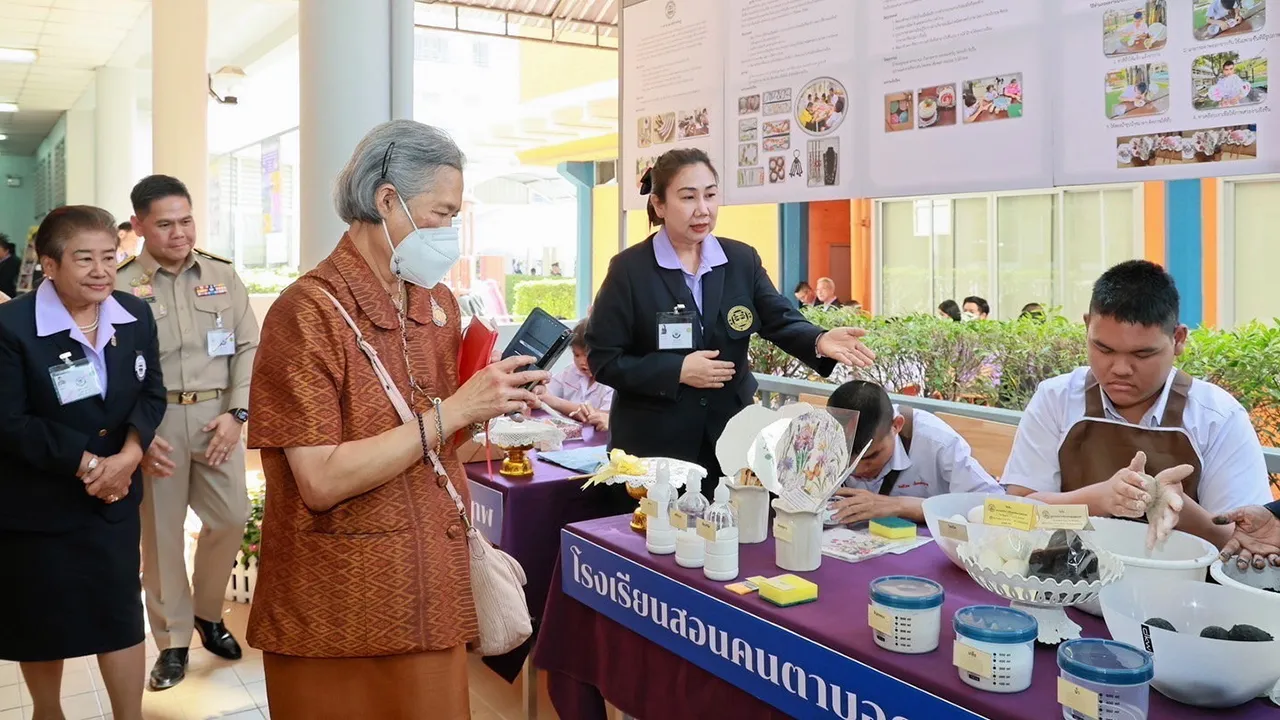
[1160,370,1193,428]
[316,288,476,530]
[1083,371,1106,418]
[877,407,915,496]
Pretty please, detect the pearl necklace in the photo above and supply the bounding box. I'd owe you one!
[77,304,101,334]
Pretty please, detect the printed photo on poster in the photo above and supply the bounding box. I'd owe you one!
[787,150,804,180]
[1115,124,1256,167]
[963,74,1024,124]
[1193,51,1268,109]
[635,156,657,189]
[739,94,761,115]
[885,91,914,132]
[796,77,847,135]
[807,138,839,188]
[764,135,791,151]
[764,88,792,104]
[1193,0,1265,41]
[1103,1,1168,56]
[737,167,765,187]
[678,108,711,139]
[652,112,676,144]
[768,156,787,184]
[739,142,759,167]
[637,117,652,148]
[763,119,791,137]
[917,84,958,129]
[740,117,759,142]
[1106,63,1170,119]
[764,100,792,116]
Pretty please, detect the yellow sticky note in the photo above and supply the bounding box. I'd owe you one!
[696,518,718,542]
[639,497,658,518]
[669,509,688,529]
[953,641,993,679]
[984,498,1036,531]
[1037,505,1093,531]
[938,519,970,542]
[773,519,793,542]
[867,605,893,634]
[1057,677,1100,718]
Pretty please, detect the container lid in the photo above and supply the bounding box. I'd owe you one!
[953,605,1038,644]
[1057,639,1154,686]
[868,576,945,610]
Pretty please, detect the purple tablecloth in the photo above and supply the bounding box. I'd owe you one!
[534,515,1276,719]
[465,430,626,681]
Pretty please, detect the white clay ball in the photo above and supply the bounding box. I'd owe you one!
[949,514,968,524]
[978,547,1005,572]
[1001,558,1030,577]
[967,506,986,524]
[994,532,1026,563]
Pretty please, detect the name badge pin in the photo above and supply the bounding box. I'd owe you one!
[674,303,686,313]
[59,352,73,365]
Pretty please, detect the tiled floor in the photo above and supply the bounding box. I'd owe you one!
[0,603,558,720]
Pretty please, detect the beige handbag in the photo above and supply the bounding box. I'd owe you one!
[319,289,533,656]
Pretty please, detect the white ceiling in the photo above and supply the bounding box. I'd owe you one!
[0,0,298,156]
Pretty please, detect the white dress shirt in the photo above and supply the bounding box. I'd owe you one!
[548,363,614,412]
[1001,367,1271,515]
[842,406,1003,498]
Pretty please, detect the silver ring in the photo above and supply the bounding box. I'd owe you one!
[154,461,161,468]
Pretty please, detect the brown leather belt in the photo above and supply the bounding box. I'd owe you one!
[167,390,222,405]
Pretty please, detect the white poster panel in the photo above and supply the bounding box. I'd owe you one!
[858,0,1056,197]
[1054,0,1277,185]
[721,0,858,204]
[620,0,726,211]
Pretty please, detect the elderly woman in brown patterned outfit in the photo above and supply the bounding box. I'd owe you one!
[247,120,547,719]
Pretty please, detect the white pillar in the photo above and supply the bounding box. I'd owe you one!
[94,66,137,220]
[64,89,96,207]
[151,0,208,239]
[299,0,414,271]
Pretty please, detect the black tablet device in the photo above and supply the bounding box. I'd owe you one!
[501,307,574,387]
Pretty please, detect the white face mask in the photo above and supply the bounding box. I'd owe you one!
[382,194,460,289]
[961,311,978,322]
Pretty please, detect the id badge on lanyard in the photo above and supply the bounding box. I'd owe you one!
[207,312,236,358]
[657,304,696,350]
[49,352,103,405]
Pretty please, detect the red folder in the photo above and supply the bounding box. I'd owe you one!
[457,316,498,385]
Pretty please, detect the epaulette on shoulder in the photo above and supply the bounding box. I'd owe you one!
[117,255,137,270]
[193,248,232,264]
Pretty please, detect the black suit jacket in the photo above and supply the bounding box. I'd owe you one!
[1268,500,1280,520]
[0,255,19,297]
[587,235,835,465]
[0,290,166,532]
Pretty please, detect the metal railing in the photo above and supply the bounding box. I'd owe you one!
[754,373,1280,475]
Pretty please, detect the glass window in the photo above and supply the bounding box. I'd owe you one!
[1229,179,1280,325]
[878,185,1141,319]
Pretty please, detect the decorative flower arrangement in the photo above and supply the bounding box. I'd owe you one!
[239,484,265,568]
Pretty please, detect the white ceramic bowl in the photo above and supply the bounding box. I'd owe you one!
[1210,559,1280,602]
[1074,517,1218,616]
[922,492,1038,570]
[1099,579,1280,708]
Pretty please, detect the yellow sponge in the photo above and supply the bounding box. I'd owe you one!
[870,517,917,540]
[758,574,819,607]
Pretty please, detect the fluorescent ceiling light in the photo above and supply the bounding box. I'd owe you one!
[0,48,37,64]
[0,103,17,113]
[0,134,7,141]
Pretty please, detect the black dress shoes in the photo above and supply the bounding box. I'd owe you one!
[148,648,189,691]
[195,616,243,661]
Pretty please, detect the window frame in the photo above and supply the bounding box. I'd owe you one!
[873,183,1145,318]
[1218,173,1280,328]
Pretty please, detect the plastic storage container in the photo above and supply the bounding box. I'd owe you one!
[645,460,676,555]
[1057,639,1154,720]
[953,605,1038,693]
[674,486,710,568]
[702,480,739,581]
[868,576,945,654]
[729,481,769,544]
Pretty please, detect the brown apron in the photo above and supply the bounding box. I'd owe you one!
[1057,370,1202,502]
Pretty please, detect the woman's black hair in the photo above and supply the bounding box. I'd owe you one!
[639,148,719,226]
[828,380,895,454]
[35,205,118,261]
[938,299,962,322]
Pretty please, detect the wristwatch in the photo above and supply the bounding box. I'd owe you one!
[230,408,249,424]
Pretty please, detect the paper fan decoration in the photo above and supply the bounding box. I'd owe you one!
[775,411,851,513]
[718,402,813,482]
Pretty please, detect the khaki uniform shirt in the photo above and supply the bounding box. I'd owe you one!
[115,248,259,409]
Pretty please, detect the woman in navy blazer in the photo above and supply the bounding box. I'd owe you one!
[587,149,874,495]
[0,206,165,720]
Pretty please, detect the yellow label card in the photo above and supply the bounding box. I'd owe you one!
[639,497,658,518]
[696,518,718,542]
[983,498,1036,531]
[669,509,688,529]
[1036,505,1093,531]
[953,641,993,678]
[867,606,893,634]
[773,519,793,542]
[1057,677,1100,718]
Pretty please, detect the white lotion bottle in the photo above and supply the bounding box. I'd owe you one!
[645,460,676,555]
[702,479,739,581]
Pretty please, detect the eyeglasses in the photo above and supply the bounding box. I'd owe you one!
[380,142,395,180]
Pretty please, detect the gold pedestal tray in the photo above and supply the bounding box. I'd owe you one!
[499,444,534,478]
[627,483,649,533]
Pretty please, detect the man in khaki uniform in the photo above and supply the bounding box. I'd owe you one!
[116,175,259,691]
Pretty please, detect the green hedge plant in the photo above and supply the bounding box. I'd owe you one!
[513,278,576,320]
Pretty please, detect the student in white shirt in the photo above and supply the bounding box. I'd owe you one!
[1002,260,1270,547]
[542,319,614,431]
[827,380,1002,525]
